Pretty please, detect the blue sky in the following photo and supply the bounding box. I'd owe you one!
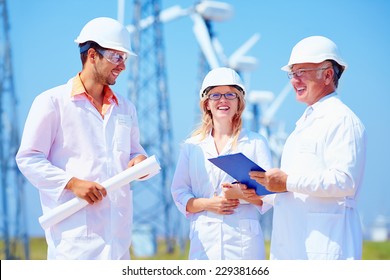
[7,0,390,237]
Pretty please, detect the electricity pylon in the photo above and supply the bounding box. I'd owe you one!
[0,0,29,259]
[126,0,176,255]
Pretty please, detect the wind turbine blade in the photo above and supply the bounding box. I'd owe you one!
[229,33,260,65]
[230,56,258,72]
[128,5,188,32]
[211,37,228,66]
[159,5,189,23]
[191,13,220,69]
[195,1,234,22]
[117,0,125,24]
[262,82,292,125]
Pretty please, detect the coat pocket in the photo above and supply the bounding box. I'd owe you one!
[305,212,344,259]
[114,114,132,153]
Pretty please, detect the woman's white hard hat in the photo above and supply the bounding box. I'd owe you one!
[75,17,136,55]
[281,36,347,72]
[199,67,246,99]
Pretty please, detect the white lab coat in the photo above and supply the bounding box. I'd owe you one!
[267,93,367,260]
[171,129,272,259]
[16,77,147,259]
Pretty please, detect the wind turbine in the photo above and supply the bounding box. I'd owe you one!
[122,0,291,164]
[121,0,259,73]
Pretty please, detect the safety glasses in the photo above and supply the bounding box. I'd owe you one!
[97,49,128,65]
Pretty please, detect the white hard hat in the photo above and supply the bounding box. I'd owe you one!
[75,17,135,55]
[281,36,347,72]
[199,67,246,99]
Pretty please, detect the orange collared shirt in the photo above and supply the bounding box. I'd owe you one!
[71,74,119,118]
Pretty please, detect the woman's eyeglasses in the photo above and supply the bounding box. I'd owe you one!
[208,92,238,100]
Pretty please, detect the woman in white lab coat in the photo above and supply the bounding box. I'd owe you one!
[171,67,272,260]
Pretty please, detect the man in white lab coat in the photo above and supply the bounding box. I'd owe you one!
[250,36,367,259]
[16,17,147,259]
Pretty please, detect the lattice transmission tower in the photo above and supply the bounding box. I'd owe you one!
[0,0,29,259]
[124,0,177,255]
[195,17,212,120]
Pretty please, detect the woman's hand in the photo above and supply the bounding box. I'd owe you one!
[222,182,245,199]
[222,182,263,206]
[205,195,240,215]
[241,185,263,206]
[186,195,239,215]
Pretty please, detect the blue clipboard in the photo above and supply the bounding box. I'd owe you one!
[208,152,274,196]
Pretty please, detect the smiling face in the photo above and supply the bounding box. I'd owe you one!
[93,48,126,86]
[205,85,242,123]
[290,62,335,105]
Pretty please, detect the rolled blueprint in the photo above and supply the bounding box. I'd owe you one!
[39,155,160,230]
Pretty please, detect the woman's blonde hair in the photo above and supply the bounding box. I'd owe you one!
[191,85,246,146]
